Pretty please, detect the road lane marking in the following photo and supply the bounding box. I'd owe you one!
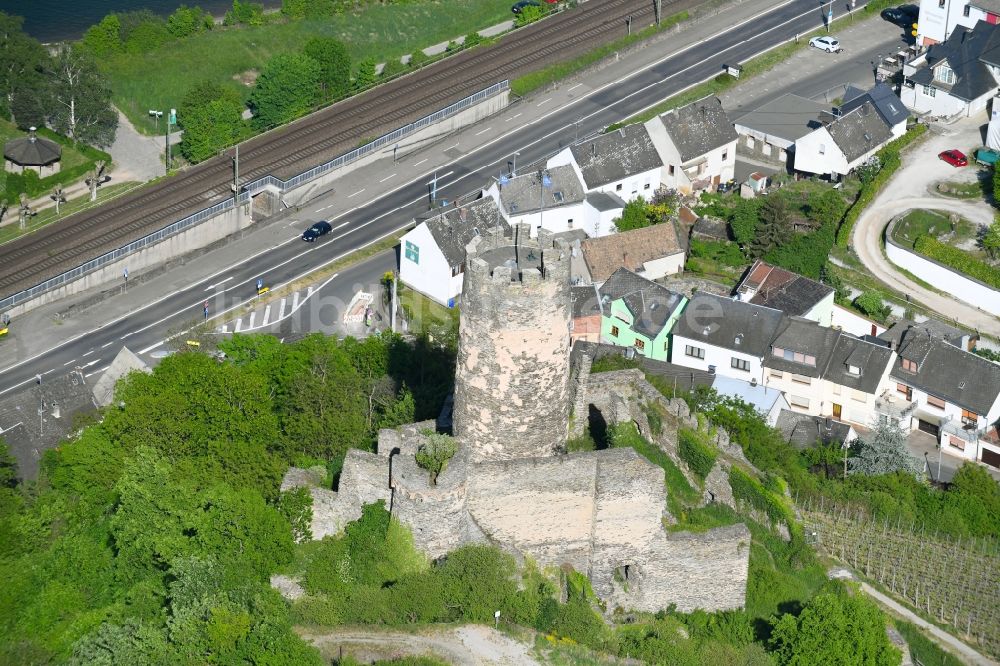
[445,142,459,151]
[101,342,113,349]
[138,341,163,354]
[414,158,428,166]
[262,305,271,326]
[537,98,551,106]
[568,83,582,92]
[235,319,243,332]
[475,127,492,136]
[248,312,256,328]
[379,173,397,183]
[278,298,286,320]
[204,276,232,291]
[81,359,99,369]
[82,349,95,357]
[63,359,76,366]
[85,365,108,379]
[292,292,300,311]
[348,189,366,198]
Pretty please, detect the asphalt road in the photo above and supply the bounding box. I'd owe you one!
[1,0,879,395]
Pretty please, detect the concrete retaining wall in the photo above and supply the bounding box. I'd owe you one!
[885,219,1000,316]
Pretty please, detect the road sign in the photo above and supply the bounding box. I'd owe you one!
[123,267,128,280]
[256,278,263,290]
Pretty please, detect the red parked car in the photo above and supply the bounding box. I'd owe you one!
[938,149,968,167]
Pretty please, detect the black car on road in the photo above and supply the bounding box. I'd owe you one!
[880,4,918,27]
[302,220,332,242]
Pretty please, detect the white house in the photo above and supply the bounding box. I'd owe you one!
[793,102,895,179]
[839,83,911,138]
[762,318,896,426]
[877,323,1000,468]
[733,94,834,169]
[670,293,785,383]
[735,260,835,327]
[484,165,612,237]
[547,123,663,202]
[902,20,1000,118]
[712,375,790,426]
[916,0,1000,45]
[644,96,738,194]
[399,197,508,306]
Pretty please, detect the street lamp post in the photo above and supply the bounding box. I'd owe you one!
[537,168,551,234]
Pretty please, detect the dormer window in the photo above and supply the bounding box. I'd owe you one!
[935,65,955,85]
[848,364,861,376]
[901,358,918,373]
[772,346,816,366]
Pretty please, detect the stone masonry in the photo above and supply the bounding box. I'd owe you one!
[452,226,572,461]
[283,225,753,614]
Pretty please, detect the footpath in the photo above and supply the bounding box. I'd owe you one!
[5,0,852,367]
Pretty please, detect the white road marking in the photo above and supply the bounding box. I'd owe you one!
[307,286,314,297]
[348,189,366,198]
[262,305,271,326]
[235,319,243,333]
[63,359,76,366]
[248,311,256,328]
[568,83,582,92]
[82,349,95,357]
[138,341,163,354]
[292,292,300,311]
[475,127,492,136]
[221,325,229,333]
[445,142,459,151]
[509,113,522,121]
[379,173,397,183]
[204,276,232,291]
[101,342,113,349]
[278,298,287,320]
[537,98,551,106]
[85,366,108,378]
[81,359,99,369]
[414,158,428,166]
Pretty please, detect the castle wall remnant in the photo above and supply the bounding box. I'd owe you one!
[452,226,572,462]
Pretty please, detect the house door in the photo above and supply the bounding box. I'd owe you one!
[917,419,940,438]
[832,403,842,419]
[982,448,1000,468]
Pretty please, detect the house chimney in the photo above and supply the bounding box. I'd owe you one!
[28,126,37,142]
[750,377,758,387]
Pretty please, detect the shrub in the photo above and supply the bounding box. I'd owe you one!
[678,428,717,479]
[415,433,457,484]
[853,290,890,322]
[914,234,1000,288]
[689,238,746,267]
[728,466,790,525]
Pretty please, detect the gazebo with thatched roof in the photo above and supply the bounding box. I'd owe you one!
[4,127,61,176]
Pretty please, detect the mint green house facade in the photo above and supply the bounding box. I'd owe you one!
[598,268,687,362]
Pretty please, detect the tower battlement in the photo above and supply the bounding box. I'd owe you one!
[453,223,572,462]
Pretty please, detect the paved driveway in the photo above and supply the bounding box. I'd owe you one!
[851,118,1000,337]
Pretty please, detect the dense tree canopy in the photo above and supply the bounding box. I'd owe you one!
[304,36,352,100]
[249,53,321,130]
[179,81,247,163]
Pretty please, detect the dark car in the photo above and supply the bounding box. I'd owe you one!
[511,0,540,13]
[880,4,919,26]
[302,220,332,242]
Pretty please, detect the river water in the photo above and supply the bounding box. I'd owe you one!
[0,0,282,43]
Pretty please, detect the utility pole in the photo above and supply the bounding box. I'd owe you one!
[626,14,633,36]
[390,272,398,333]
[232,144,240,205]
[166,108,176,172]
[655,0,661,25]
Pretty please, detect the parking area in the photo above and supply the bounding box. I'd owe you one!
[905,428,1000,483]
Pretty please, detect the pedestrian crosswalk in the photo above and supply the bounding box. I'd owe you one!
[216,276,333,336]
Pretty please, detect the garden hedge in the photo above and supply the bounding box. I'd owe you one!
[913,234,1000,289]
[836,124,928,247]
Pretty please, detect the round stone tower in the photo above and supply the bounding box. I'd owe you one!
[452,224,572,462]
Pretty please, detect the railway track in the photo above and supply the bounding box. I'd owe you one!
[0,0,680,300]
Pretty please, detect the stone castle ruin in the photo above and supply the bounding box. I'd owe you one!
[284,225,751,613]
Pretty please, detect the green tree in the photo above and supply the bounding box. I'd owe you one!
[770,582,901,665]
[515,5,546,27]
[848,421,922,478]
[0,12,50,126]
[249,53,321,130]
[807,189,847,227]
[304,37,352,99]
[69,619,174,665]
[614,196,653,232]
[353,57,378,91]
[117,10,172,54]
[437,545,519,622]
[0,439,18,488]
[982,219,1000,260]
[944,463,1000,536]
[415,433,457,484]
[751,195,791,257]
[729,198,760,247]
[167,5,213,38]
[179,86,247,163]
[80,14,123,58]
[224,0,265,26]
[993,165,1000,204]
[48,47,118,147]
[853,290,890,322]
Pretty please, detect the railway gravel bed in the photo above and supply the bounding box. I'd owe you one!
[0,0,700,300]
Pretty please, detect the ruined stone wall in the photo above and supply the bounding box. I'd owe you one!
[376,420,437,457]
[453,229,572,461]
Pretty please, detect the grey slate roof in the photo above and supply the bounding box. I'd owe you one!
[733,93,831,143]
[840,83,910,128]
[499,164,585,216]
[825,103,894,163]
[886,325,1000,415]
[598,267,684,339]
[776,409,853,449]
[657,96,737,163]
[0,370,96,479]
[879,318,976,350]
[3,133,61,166]
[422,198,509,266]
[764,317,842,378]
[585,191,628,212]
[571,284,602,318]
[909,21,1000,102]
[823,334,894,394]
[570,124,663,189]
[973,0,1000,13]
[672,293,784,357]
[736,260,834,318]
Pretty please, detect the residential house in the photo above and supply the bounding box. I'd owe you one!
[0,369,96,479]
[733,93,833,168]
[571,284,603,343]
[902,20,1000,118]
[645,96,737,194]
[670,293,785,382]
[839,83,911,138]
[763,317,896,425]
[598,267,687,361]
[579,222,686,285]
[399,197,509,306]
[712,375,790,426]
[776,409,857,449]
[484,165,598,237]
[735,260,835,326]
[793,102,895,179]
[547,123,663,202]
[916,0,1000,45]
[830,304,887,338]
[877,323,1000,467]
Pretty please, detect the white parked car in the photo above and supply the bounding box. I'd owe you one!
[809,36,841,52]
